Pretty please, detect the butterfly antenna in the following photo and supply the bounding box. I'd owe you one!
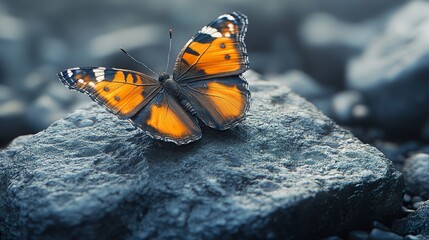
[120,48,157,76]
[165,29,173,73]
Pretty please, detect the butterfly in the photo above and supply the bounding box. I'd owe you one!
[58,11,250,145]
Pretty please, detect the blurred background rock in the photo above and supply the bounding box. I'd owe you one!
[0,0,419,147]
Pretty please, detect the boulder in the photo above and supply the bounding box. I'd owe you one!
[0,78,404,239]
[346,1,429,137]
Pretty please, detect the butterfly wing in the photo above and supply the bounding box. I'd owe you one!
[130,90,202,144]
[58,67,161,118]
[180,76,250,130]
[173,11,249,82]
[173,12,250,130]
[59,67,201,145]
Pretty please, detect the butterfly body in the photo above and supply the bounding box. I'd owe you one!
[159,74,198,116]
[59,12,250,145]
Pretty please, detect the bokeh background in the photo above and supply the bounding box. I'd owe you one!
[1,0,423,153]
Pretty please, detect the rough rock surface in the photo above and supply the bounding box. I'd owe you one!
[393,201,429,238]
[346,1,429,136]
[403,153,429,199]
[0,78,403,240]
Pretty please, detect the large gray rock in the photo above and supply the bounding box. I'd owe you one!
[393,201,429,238]
[346,1,429,136]
[0,78,403,240]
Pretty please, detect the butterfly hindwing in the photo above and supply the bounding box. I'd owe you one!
[173,11,249,82]
[58,67,161,118]
[130,90,202,144]
[180,75,250,130]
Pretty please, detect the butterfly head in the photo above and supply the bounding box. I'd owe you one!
[158,72,170,83]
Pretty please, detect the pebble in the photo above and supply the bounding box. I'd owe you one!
[404,235,427,240]
[368,228,403,240]
[331,90,368,124]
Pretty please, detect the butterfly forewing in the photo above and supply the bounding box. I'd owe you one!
[173,11,249,82]
[58,67,161,118]
[130,90,202,144]
[173,12,251,130]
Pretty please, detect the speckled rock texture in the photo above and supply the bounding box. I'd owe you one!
[393,201,429,238]
[0,78,404,240]
[403,153,429,199]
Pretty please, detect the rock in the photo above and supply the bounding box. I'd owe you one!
[1,134,33,158]
[348,231,369,240]
[404,235,427,240]
[374,141,422,166]
[250,35,301,74]
[88,24,164,59]
[368,228,403,240]
[346,1,429,137]
[372,221,390,231]
[265,70,331,100]
[403,153,429,198]
[0,12,30,85]
[322,236,343,240]
[299,11,390,88]
[393,201,429,238]
[0,85,31,146]
[20,66,89,133]
[331,90,369,124]
[0,77,404,239]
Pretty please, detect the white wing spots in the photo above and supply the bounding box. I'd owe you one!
[219,14,235,21]
[228,23,235,33]
[224,32,231,37]
[93,67,106,82]
[96,75,104,82]
[200,26,222,38]
[77,79,84,84]
[88,82,95,88]
[67,69,73,77]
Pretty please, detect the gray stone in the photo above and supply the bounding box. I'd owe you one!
[0,78,404,240]
[0,86,31,146]
[393,201,429,238]
[331,90,369,124]
[403,153,429,198]
[348,231,370,240]
[368,229,402,240]
[404,235,427,240]
[265,70,331,100]
[346,1,429,136]
[299,11,390,88]
[25,95,71,131]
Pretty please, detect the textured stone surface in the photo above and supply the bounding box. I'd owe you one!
[403,153,429,198]
[0,78,403,240]
[393,201,429,238]
[346,1,429,136]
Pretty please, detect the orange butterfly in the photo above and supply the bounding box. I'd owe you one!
[58,12,250,145]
